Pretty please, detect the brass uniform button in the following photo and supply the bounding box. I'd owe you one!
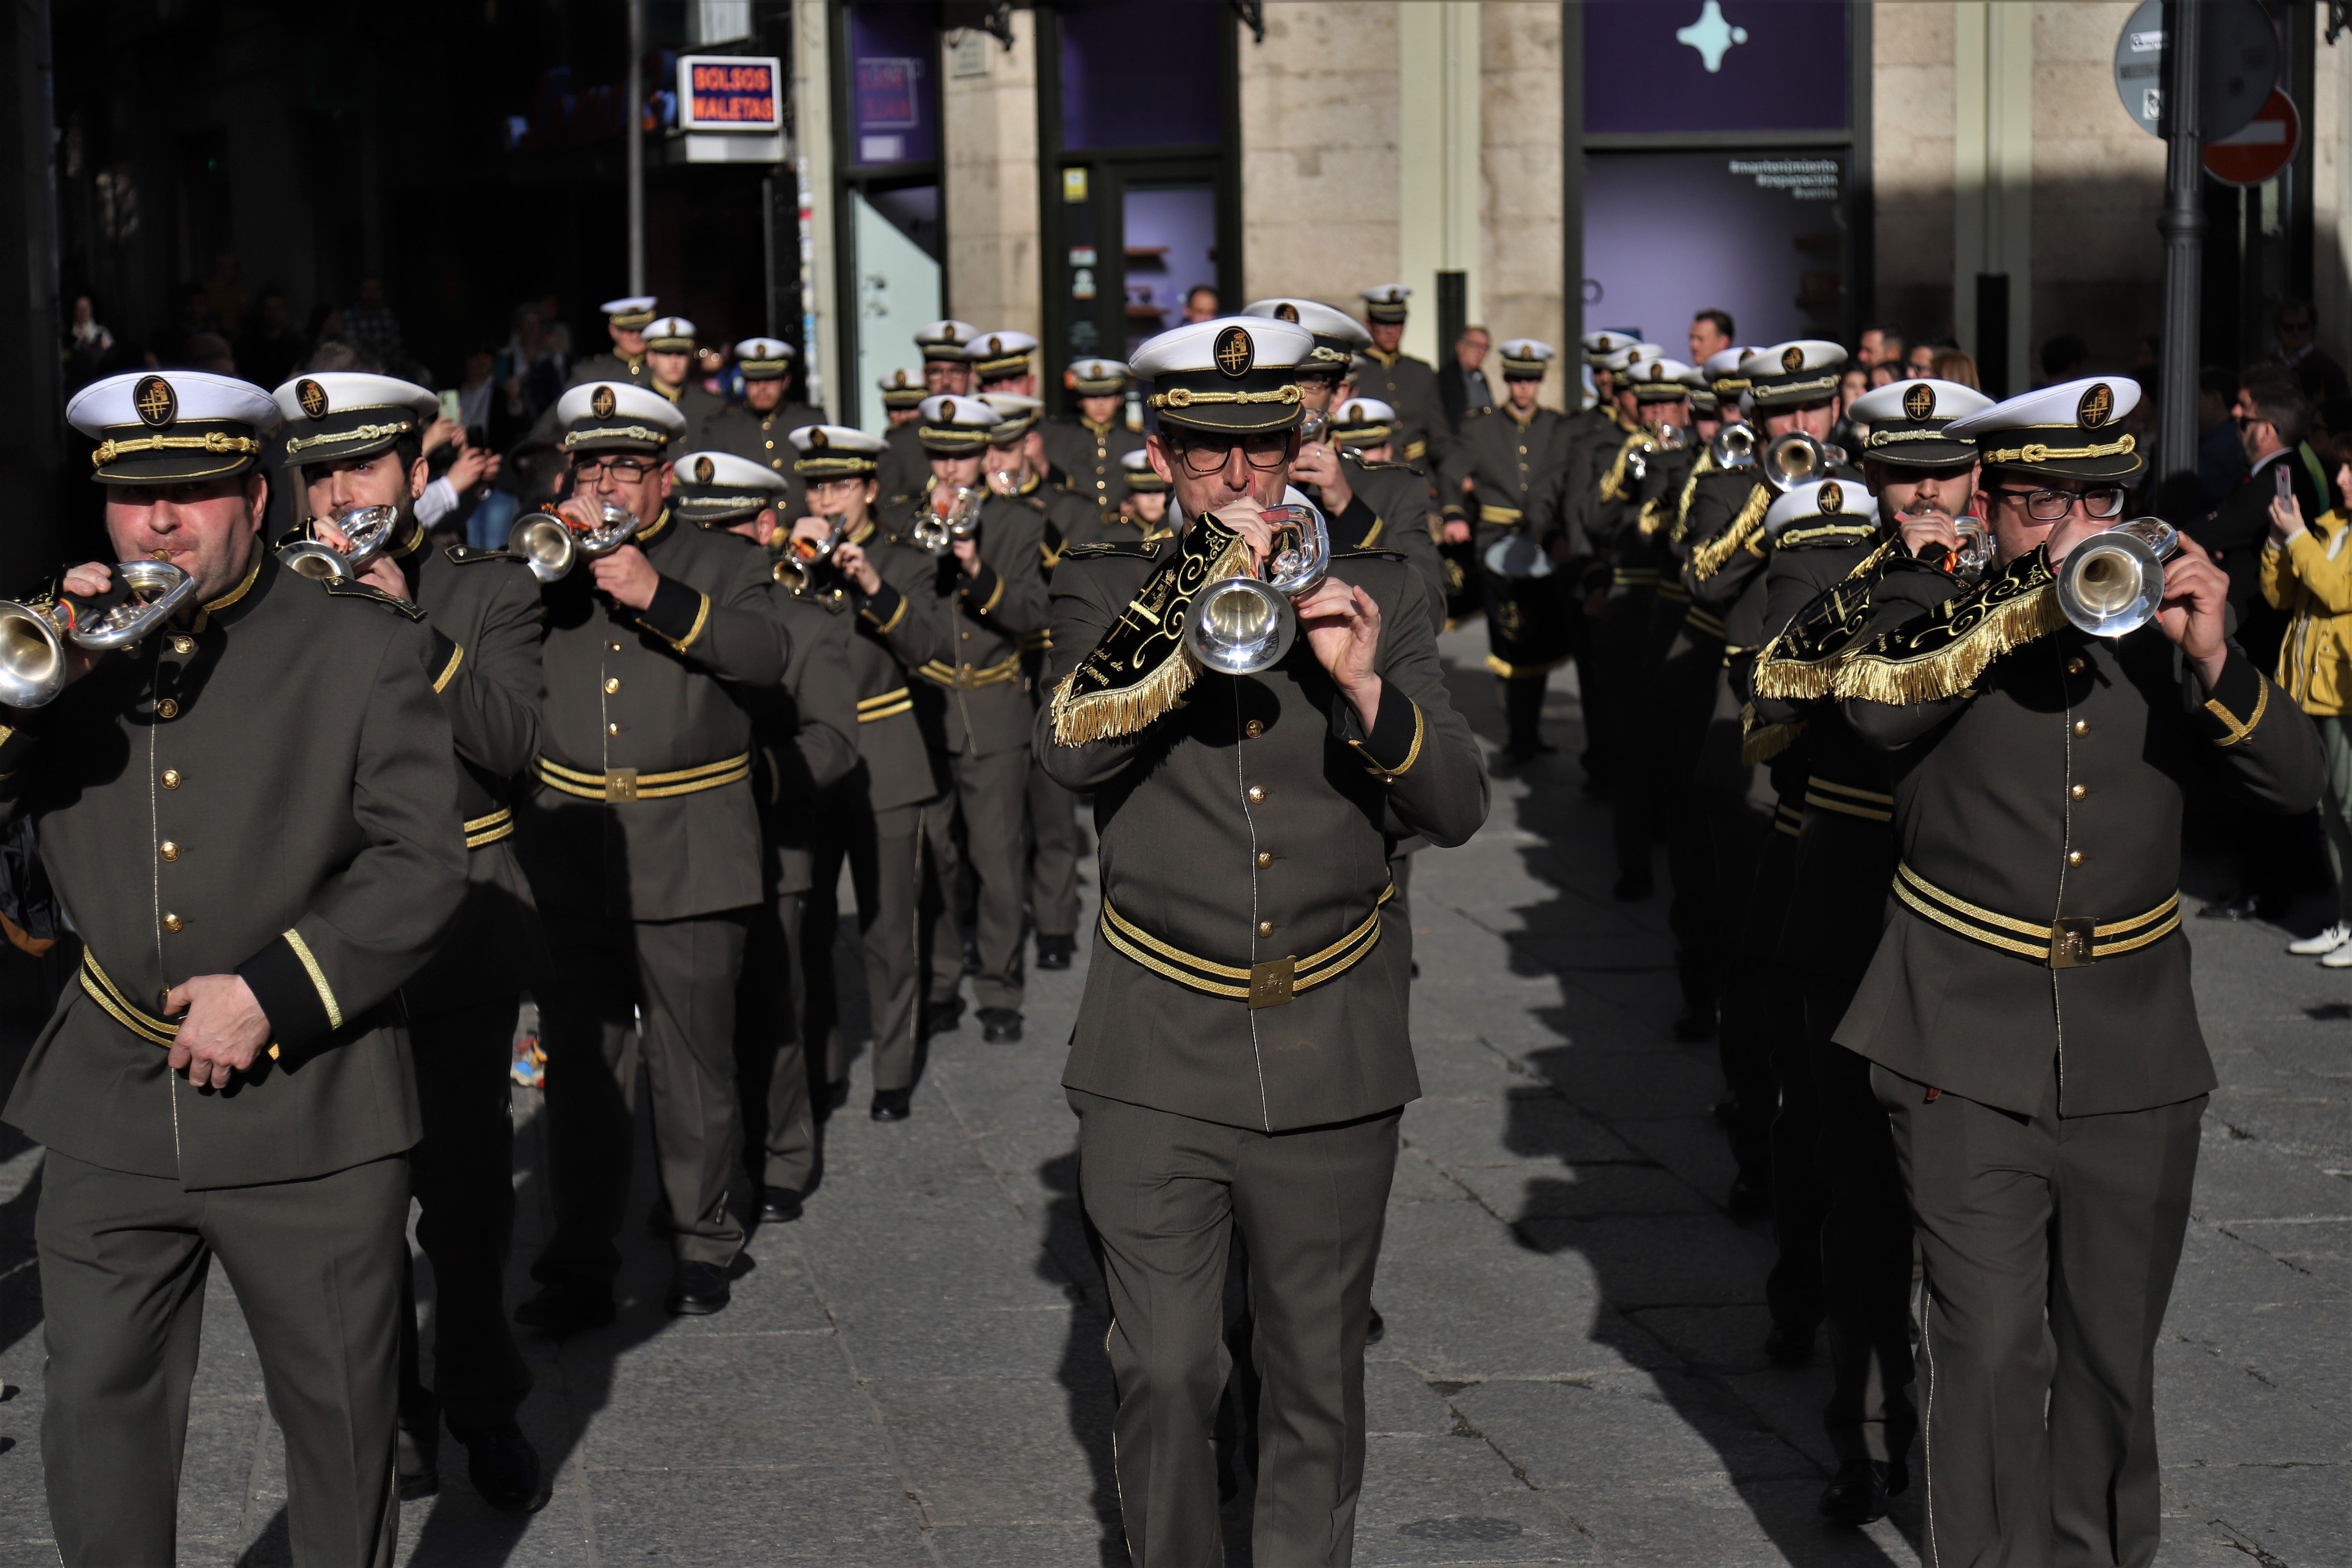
[1257,920,1276,937]
[2072,719,2090,735]
[2067,850,2085,866]
[765,439,775,449]
[161,769,181,789]
[156,698,179,719]
[1244,719,1264,739]
[1256,851,1273,868]
[159,841,180,861]
[610,641,624,652]
[2067,657,2086,674]
[171,635,194,654]
[163,914,184,933]
[604,677,621,693]
[1246,785,1265,803]
[607,722,621,736]
[2070,784,2087,800]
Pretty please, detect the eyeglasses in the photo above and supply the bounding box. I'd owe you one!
[1987,484,2127,522]
[571,457,655,483]
[1171,433,1292,476]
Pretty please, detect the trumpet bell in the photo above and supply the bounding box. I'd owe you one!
[0,603,66,709]
[2056,521,2174,638]
[1184,577,1296,675]
[1761,432,1828,493]
[1710,424,1758,470]
[277,539,352,583]
[509,514,577,583]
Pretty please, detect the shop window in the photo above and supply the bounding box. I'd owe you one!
[847,3,937,167]
[1059,0,1220,151]
[1584,0,1848,136]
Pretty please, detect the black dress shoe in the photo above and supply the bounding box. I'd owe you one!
[1672,1004,1717,1043]
[817,1078,850,1117]
[396,1425,438,1501]
[926,996,965,1036]
[1764,1320,1816,1368]
[666,1261,732,1316]
[758,1185,804,1223]
[870,1087,912,1122]
[962,939,982,973]
[1612,868,1654,902]
[1366,1306,1386,1345]
[978,1007,1024,1043]
[1035,933,1076,970]
[455,1423,547,1514]
[1726,1171,1773,1221]
[2198,891,2261,921]
[1819,1458,1892,1526]
[513,1285,614,1335]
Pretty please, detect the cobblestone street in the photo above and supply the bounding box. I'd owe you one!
[0,628,2345,1566]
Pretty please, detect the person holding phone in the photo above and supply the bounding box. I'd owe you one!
[2262,453,2352,964]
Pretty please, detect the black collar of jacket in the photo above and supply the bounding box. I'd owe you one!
[191,540,276,633]
[633,505,675,549]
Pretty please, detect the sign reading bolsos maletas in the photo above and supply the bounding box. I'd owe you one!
[2111,0,2280,143]
[677,55,784,132]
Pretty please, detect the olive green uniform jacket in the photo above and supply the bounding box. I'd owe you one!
[521,507,791,923]
[1036,536,1488,1131]
[1041,415,1144,515]
[1354,348,1447,469]
[1318,454,1447,638]
[885,493,1052,759]
[828,524,957,809]
[0,551,468,1188]
[741,565,862,896]
[1439,406,1579,556]
[696,399,829,518]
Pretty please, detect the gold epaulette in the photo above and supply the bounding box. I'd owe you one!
[1831,548,2064,706]
[1666,449,1715,546]
[1597,430,1647,504]
[1687,480,1770,581]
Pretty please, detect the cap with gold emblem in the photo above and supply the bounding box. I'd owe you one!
[968,330,1039,383]
[1628,357,1695,403]
[1682,366,1719,415]
[67,369,283,486]
[642,316,697,353]
[1703,346,1757,400]
[1764,475,1874,540]
[789,423,888,478]
[671,448,789,524]
[1740,340,1847,408]
[1942,377,2144,482]
[599,295,660,330]
[268,372,438,469]
[1847,378,1994,469]
[877,367,927,410]
[1119,447,1168,494]
[554,380,689,453]
[1067,358,1130,395]
[982,393,1045,443]
[1496,339,1557,382]
[1600,342,1664,378]
[1359,284,1412,325]
[1242,299,1370,376]
[1582,329,1645,366]
[917,394,999,455]
[733,338,796,381]
[914,320,981,363]
[1129,316,1315,434]
[1328,397,1396,447]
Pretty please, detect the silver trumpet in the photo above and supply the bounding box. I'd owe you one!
[1709,424,1757,470]
[1183,503,1331,676]
[507,503,642,584]
[775,514,846,591]
[0,558,196,708]
[1299,407,1331,445]
[911,485,984,555]
[2056,517,2180,638]
[1951,514,1993,583]
[1760,431,1831,493]
[276,503,402,583]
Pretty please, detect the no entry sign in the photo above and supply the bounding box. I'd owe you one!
[2205,87,2300,187]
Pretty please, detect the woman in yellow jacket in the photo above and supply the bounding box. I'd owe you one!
[2262,456,2352,964]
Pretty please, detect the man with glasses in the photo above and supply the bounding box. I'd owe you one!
[1827,378,2323,1568]
[514,381,793,1328]
[2269,296,2350,402]
[1038,314,1487,1566]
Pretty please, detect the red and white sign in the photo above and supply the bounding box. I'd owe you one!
[677,55,783,132]
[2205,88,2300,187]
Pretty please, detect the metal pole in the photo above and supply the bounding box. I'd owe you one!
[626,0,646,294]
[2158,0,2204,478]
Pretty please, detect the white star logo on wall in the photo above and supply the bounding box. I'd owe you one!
[1676,1,1749,73]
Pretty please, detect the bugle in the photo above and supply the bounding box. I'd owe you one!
[0,558,196,709]
[1182,504,1331,676]
[2056,517,2179,638]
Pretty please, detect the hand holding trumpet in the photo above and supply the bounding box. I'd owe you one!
[557,495,659,609]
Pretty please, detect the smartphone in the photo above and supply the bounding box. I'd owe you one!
[2277,463,2295,504]
[438,389,462,424]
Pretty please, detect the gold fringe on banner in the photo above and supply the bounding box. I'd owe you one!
[1740,703,1807,766]
[1833,551,2066,706]
[1688,481,1771,581]
[1597,431,1646,503]
[1049,522,1255,746]
[1666,450,1715,546]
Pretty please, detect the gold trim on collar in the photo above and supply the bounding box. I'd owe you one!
[190,549,263,632]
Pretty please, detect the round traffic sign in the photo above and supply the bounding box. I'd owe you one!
[2113,0,2281,142]
[2205,87,2300,186]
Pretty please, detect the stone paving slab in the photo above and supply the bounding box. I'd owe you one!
[0,627,2344,1565]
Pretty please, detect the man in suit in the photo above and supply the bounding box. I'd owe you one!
[1436,325,1495,435]
[1038,314,1488,1565]
[1354,283,1449,469]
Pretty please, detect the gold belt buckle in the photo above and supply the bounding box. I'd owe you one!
[1248,956,1296,1010]
[2049,916,2096,968]
[605,768,639,804]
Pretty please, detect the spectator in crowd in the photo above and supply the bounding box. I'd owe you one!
[1867,360,1899,389]
[160,283,213,363]
[1689,308,1734,369]
[201,252,245,343]
[304,303,357,368]
[472,438,566,552]
[64,293,114,390]
[456,340,530,454]
[2038,332,2087,386]
[2263,455,2352,965]
[238,286,303,392]
[1833,363,1871,450]
[2199,364,2249,504]
[1857,323,1904,369]
[504,305,567,421]
[1439,325,1493,430]
[1929,348,1980,389]
[177,332,237,375]
[1904,339,1941,377]
[414,417,501,543]
[1181,284,1218,324]
[2270,297,2351,403]
[342,275,406,371]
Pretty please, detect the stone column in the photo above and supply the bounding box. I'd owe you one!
[1238,2,1404,309]
[1477,2,1565,407]
[941,13,1041,339]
